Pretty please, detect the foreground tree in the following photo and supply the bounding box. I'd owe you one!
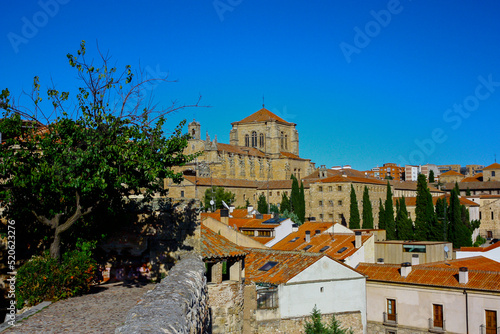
[349,184,360,229]
[362,186,374,229]
[414,174,435,241]
[0,41,201,259]
[280,192,291,213]
[429,170,435,183]
[290,174,305,223]
[378,198,386,230]
[384,181,396,240]
[257,193,268,214]
[395,197,413,240]
[304,306,354,334]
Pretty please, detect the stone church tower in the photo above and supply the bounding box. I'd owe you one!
[229,108,299,158]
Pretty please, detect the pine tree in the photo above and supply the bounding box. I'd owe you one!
[384,181,396,240]
[429,170,435,183]
[304,305,354,334]
[257,193,268,214]
[280,192,291,213]
[395,197,414,240]
[290,175,300,214]
[362,186,374,229]
[349,184,361,229]
[378,198,386,230]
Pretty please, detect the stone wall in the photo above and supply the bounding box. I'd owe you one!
[367,321,429,334]
[115,253,209,334]
[253,311,363,334]
[208,281,244,334]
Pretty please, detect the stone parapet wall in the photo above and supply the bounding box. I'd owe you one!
[254,311,363,334]
[209,281,244,333]
[115,253,209,334]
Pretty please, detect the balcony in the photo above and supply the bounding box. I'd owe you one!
[479,324,500,334]
[383,312,398,327]
[428,318,446,333]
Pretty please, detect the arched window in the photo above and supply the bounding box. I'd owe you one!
[259,133,264,148]
[251,131,257,147]
[191,129,196,136]
[284,134,288,150]
[280,132,284,149]
[245,134,249,147]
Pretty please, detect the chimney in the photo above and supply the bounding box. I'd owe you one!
[292,223,299,232]
[411,254,419,266]
[229,205,235,214]
[355,231,362,249]
[377,258,384,264]
[309,216,316,222]
[305,231,311,243]
[247,205,254,213]
[315,229,321,236]
[401,262,412,277]
[459,267,469,284]
[220,208,229,225]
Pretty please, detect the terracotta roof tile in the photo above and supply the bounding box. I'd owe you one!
[216,142,266,157]
[256,180,293,190]
[232,108,294,126]
[440,170,464,177]
[357,259,500,292]
[183,176,259,188]
[244,248,325,285]
[484,162,500,170]
[201,224,247,259]
[419,256,500,271]
[250,236,274,245]
[317,175,386,185]
[460,242,500,252]
[280,151,308,160]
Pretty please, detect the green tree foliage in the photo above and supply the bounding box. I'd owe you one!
[304,305,354,334]
[429,170,435,183]
[378,198,386,230]
[414,174,435,241]
[447,188,472,248]
[0,42,200,260]
[203,186,235,211]
[299,182,306,223]
[257,193,268,214]
[435,197,448,241]
[362,186,374,229]
[280,209,301,226]
[270,204,279,214]
[280,192,291,213]
[395,197,413,240]
[290,174,305,224]
[384,181,396,240]
[349,185,360,229]
[466,187,471,196]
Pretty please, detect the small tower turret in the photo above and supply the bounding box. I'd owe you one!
[188,119,201,140]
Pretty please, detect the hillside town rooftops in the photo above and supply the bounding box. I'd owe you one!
[201,224,247,260]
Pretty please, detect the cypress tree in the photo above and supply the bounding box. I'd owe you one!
[414,174,432,240]
[257,193,268,214]
[447,188,473,247]
[378,198,386,230]
[362,186,374,229]
[280,192,291,213]
[298,182,306,223]
[384,181,396,240]
[290,175,300,214]
[349,184,361,229]
[395,197,414,240]
[429,170,435,183]
[466,187,471,196]
[435,197,447,241]
[454,181,460,195]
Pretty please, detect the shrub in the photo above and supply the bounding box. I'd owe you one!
[16,240,96,308]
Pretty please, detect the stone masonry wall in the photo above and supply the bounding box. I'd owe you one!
[208,281,244,334]
[115,253,209,334]
[254,311,363,334]
[367,321,429,334]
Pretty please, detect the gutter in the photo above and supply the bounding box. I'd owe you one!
[463,289,469,334]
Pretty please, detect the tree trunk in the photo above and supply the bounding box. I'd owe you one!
[50,231,62,260]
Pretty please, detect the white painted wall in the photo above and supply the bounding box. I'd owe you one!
[457,245,500,263]
[366,282,500,333]
[280,257,367,333]
[344,235,375,267]
[265,218,294,247]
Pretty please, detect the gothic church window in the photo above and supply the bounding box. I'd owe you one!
[252,131,257,147]
[245,134,249,147]
[285,134,288,150]
[280,132,284,149]
[259,133,264,148]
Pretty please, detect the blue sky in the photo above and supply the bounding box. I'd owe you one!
[2,0,500,171]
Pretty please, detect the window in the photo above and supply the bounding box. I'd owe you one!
[492,212,495,220]
[319,186,323,192]
[257,287,278,309]
[319,246,329,252]
[328,200,333,207]
[338,200,343,206]
[259,261,278,271]
[480,212,482,220]
[280,132,285,149]
[319,200,323,206]
[328,186,332,192]
[433,304,443,328]
[259,230,271,237]
[259,133,264,148]
[319,214,323,220]
[284,134,288,150]
[251,131,257,147]
[492,171,496,177]
[180,190,184,198]
[403,245,426,253]
[329,213,333,220]
[387,299,396,322]
[486,310,497,334]
[303,245,312,251]
[242,230,253,236]
[338,185,342,191]
[337,247,347,253]
[245,134,249,147]
[289,237,299,242]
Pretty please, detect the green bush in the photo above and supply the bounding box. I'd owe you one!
[16,240,96,308]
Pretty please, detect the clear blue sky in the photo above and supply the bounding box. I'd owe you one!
[2,0,500,171]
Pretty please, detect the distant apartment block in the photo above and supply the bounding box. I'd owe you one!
[364,163,404,181]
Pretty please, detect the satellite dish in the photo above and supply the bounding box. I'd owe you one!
[210,200,215,206]
[444,246,449,252]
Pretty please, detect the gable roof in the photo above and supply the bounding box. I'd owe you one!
[279,151,308,161]
[244,248,325,285]
[389,180,444,193]
[461,173,483,182]
[460,242,500,253]
[232,108,294,126]
[201,224,247,260]
[484,162,500,170]
[419,256,500,271]
[356,261,500,292]
[440,170,464,177]
[317,175,386,186]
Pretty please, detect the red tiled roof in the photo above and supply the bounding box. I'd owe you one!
[356,261,500,292]
[201,225,247,259]
[280,151,308,161]
[183,176,259,188]
[389,180,444,193]
[216,142,266,157]
[460,242,500,252]
[228,217,277,230]
[419,256,500,271]
[317,175,386,185]
[251,236,274,245]
[443,181,500,191]
[244,248,325,285]
[440,170,464,177]
[484,162,500,170]
[271,222,370,261]
[256,180,293,190]
[232,108,294,126]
